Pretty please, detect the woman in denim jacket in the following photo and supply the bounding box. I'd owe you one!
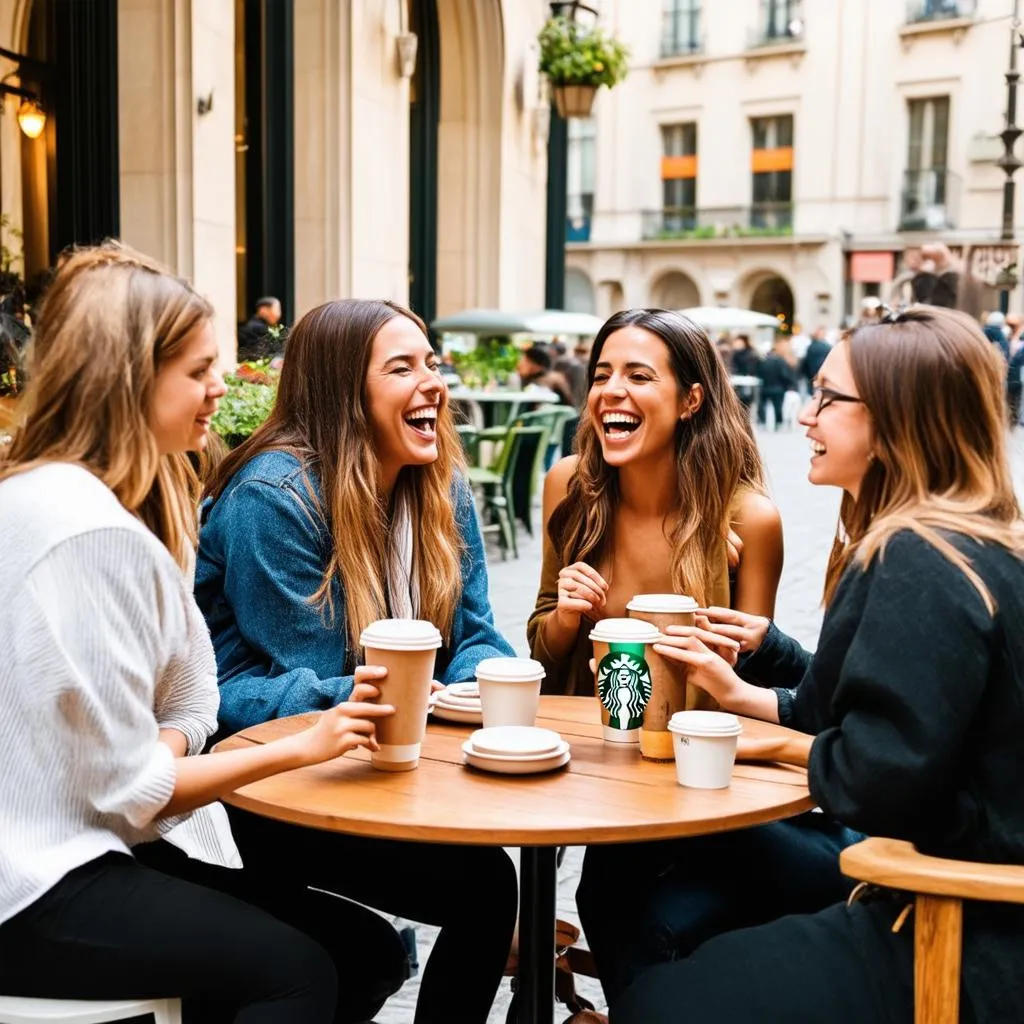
[196,299,518,1024]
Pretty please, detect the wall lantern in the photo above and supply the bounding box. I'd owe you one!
[16,97,45,138]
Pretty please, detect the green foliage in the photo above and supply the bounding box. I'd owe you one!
[0,214,23,276]
[538,16,630,88]
[449,336,520,388]
[212,372,277,445]
[654,223,793,241]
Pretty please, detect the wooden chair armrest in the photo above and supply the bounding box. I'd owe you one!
[840,837,1024,905]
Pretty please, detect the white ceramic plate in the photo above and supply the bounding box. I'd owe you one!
[462,739,570,763]
[431,704,483,725]
[434,692,482,709]
[445,682,480,699]
[469,726,563,757]
[463,746,571,775]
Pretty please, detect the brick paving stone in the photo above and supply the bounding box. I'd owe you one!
[375,426,1024,1022]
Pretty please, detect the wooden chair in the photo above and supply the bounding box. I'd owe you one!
[840,837,1024,1024]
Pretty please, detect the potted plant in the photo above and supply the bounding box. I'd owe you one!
[537,14,630,119]
[212,363,279,448]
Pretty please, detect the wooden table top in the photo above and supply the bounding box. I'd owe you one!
[214,696,814,847]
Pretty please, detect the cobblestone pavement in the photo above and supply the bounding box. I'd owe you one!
[376,426,1024,1023]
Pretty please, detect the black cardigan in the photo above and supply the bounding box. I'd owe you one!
[740,530,1024,1024]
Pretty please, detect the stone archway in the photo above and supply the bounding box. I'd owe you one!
[565,266,596,314]
[650,269,700,310]
[434,0,503,316]
[748,273,795,331]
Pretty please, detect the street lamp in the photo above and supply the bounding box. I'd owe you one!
[997,0,1024,311]
[544,0,599,310]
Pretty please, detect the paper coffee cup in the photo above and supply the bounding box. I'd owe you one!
[626,594,712,761]
[475,657,545,729]
[359,619,442,772]
[588,618,661,743]
[668,710,742,789]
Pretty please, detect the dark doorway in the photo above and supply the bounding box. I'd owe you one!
[750,276,795,332]
[408,0,440,332]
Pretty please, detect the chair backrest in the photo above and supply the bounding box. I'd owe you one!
[501,425,549,527]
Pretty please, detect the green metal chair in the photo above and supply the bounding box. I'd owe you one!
[466,425,549,558]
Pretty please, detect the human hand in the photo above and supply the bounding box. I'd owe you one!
[693,606,770,655]
[294,690,395,767]
[652,632,744,708]
[661,624,741,666]
[430,680,445,694]
[555,562,608,629]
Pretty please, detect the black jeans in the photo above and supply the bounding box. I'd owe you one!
[0,846,407,1023]
[758,388,786,429]
[227,808,519,1024]
[577,813,861,1006]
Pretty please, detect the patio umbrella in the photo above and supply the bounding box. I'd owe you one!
[678,306,781,331]
[431,309,604,337]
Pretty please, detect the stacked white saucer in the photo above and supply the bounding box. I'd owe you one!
[462,726,571,775]
[430,682,483,724]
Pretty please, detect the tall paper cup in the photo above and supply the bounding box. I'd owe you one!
[668,710,743,789]
[588,618,661,743]
[359,619,442,772]
[475,657,546,728]
[627,594,712,761]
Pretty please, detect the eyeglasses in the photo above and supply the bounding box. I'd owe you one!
[810,385,864,415]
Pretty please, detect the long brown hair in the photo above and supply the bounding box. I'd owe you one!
[0,242,213,567]
[824,305,1023,610]
[549,308,766,604]
[205,299,465,646]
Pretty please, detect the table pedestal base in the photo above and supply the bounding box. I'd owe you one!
[517,846,558,1024]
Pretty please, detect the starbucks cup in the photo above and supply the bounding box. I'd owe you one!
[588,618,661,744]
[476,657,546,728]
[627,594,712,762]
[668,710,743,789]
[359,619,442,772]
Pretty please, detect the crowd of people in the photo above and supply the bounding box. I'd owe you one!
[0,241,1022,1024]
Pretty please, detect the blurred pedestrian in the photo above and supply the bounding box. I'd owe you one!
[799,327,832,390]
[517,344,575,406]
[552,340,587,410]
[983,311,1010,363]
[238,296,284,362]
[757,337,798,430]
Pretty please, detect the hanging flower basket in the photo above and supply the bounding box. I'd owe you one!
[538,15,630,120]
[553,83,598,119]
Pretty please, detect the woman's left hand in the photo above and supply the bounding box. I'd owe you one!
[652,632,744,705]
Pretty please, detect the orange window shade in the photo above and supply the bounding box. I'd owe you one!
[751,147,794,173]
[661,154,698,180]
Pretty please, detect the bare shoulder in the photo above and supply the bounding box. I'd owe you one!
[732,489,782,542]
[543,455,580,503]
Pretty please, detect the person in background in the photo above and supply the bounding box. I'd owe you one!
[552,340,588,411]
[1008,339,1024,428]
[799,327,832,392]
[730,333,761,414]
[858,296,883,326]
[757,337,798,430]
[983,311,1010,363]
[517,343,575,406]
[715,333,735,374]
[237,296,284,362]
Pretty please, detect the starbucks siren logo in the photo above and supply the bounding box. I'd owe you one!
[596,645,652,730]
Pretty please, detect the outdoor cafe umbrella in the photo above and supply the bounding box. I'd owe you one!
[678,306,781,331]
[430,309,604,337]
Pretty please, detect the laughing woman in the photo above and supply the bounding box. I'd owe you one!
[196,299,518,1024]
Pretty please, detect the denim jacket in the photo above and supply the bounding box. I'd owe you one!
[195,450,514,734]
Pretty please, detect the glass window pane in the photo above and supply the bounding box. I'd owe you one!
[777,115,794,148]
[932,97,950,168]
[752,118,768,150]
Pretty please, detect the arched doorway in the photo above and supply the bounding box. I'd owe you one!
[565,267,596,314]
[749,275,795,331]
[651,270,700,310]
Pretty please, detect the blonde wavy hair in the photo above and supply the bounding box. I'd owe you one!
[205,299,465,650]
[548,308,766,605]
[0,242,213,568]
[825,305,1024,611]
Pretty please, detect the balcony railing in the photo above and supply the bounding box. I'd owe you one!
[905,0,976,24]
[642,204,794,241]
[661,7,702,58]
[899,168,962,231]
[749,0,804,48]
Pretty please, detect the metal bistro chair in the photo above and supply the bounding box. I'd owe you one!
[0,996,181,1024]
[466,425,548,558]
[513,407,579,470]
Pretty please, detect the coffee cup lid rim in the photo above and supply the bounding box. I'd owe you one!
[475,657,546,682]
[626,593,699,613]
[668,710,743,736]
[359,618,443,650]
[588,617,661,643]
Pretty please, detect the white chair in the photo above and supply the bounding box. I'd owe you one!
[0,996,180,1024]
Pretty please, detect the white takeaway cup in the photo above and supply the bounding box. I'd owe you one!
[475,657,546,728]
[588,617,661,744]
[667,710,743,789]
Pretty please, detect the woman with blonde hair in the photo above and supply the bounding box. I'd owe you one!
[197,298,518,1024]
[618,306,1024,1023]
[0,244,410,1022]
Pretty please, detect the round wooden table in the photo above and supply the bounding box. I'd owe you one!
[216,696,814,1024]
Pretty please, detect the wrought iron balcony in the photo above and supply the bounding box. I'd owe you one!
[661,7,702,58]
[641,204,794,241]
[899,168,961,231]
[905,0,976,24]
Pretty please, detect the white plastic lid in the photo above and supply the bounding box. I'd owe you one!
[469,725,562,757]
[589,617,661,644]
[475,657,546,683]
[668,710,743,737]
[359,618,443,651]
[626,594,699,614]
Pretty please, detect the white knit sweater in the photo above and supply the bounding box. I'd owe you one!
[0,463,239,926]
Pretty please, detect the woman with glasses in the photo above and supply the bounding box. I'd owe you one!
[617,305,1024,1024]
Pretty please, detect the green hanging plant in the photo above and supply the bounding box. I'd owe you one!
[537,15,630,89]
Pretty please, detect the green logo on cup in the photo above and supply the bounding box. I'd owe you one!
[597,642,652,730]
